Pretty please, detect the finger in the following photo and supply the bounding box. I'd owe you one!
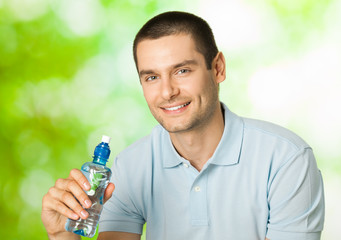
[103,183,115,203]
[55,178,92,209]
[68,168,91,191]
[49,187,89,220]
[42,192,79,220]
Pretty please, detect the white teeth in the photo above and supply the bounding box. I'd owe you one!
[164,102,190,111]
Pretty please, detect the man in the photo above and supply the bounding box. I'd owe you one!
[41,11,324,240]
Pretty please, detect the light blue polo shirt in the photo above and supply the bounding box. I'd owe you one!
[99,103,324,240]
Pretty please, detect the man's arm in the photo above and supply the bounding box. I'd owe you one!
[98,232,141,240]
[266,148,324,239]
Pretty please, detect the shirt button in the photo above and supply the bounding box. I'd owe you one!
[183,163,189,168]
[194,186,201,192]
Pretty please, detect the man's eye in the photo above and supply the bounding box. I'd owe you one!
[177,69,189,74]
[146,76,158,81]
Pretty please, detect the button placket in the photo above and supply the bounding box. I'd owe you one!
[190,174,208,226]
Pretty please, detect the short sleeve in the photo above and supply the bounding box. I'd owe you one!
[266,147,325,240]
[98,156,146,234]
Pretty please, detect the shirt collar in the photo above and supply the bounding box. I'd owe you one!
[162,102,244,168]
[208,103,244,166]
[162,131,184,168]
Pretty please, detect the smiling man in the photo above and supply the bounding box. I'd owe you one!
[42,11,325,240]
[136,33,226,171]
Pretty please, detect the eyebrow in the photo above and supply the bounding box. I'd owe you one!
[138,59,199,78]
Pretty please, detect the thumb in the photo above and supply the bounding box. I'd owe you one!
[103,182,115,203]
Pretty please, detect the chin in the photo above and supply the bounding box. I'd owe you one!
[161,120,197,133]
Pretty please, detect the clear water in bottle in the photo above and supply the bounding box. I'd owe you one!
[65,136,112,238]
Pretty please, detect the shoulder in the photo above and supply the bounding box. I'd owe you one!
[242,117,310,151]
[239,117,316,178]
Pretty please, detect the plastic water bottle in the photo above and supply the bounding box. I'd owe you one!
[65,135,112,238]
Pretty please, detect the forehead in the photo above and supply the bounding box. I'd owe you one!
[136,34,204,71]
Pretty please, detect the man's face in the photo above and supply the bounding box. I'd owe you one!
[136,34,222,133]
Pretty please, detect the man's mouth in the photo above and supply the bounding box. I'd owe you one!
[162,102,191,111]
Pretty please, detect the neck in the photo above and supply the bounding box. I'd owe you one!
[169,103,225,171]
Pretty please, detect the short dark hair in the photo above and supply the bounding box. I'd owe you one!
[133,11,219,70]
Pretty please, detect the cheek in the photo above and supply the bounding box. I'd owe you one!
[184,77,208,96]
[142,87,157,105]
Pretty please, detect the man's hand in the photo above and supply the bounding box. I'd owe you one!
[41,168,115,239]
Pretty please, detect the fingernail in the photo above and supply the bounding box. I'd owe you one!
[85,199,92,207]
[72,213,79,219]
[83,182,90,190]
[81,210,88,218]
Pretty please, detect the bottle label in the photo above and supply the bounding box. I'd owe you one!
[81,169,105,196]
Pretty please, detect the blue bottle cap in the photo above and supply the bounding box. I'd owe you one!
[93,135,111,164]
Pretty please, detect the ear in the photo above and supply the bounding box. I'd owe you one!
[212,52,226,84]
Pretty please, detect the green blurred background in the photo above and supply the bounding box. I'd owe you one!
[0,0,340,239]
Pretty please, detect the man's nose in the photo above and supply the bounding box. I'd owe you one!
[160,77,180,100]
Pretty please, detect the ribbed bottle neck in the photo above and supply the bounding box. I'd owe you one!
[92,156,108,165]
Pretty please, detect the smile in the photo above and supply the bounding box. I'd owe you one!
[163,102,191,111]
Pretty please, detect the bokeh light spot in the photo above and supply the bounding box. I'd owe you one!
[19,169,54,209]
[7,0,49,21]
[52,0,105,36]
